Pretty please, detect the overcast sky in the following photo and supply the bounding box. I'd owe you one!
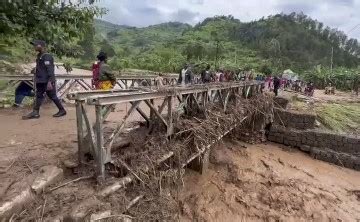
[97,0,360,39]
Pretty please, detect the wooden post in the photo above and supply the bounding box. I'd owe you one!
[76,101,85,165]
[95,105,105,181]
[150,99,155,126]
[167,96,173,136]
[224,90,230,112]
[187,149,210,174]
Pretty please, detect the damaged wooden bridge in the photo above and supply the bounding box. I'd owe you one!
[68,81,264,180]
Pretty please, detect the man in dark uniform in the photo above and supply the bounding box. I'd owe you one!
[23,40,66,119]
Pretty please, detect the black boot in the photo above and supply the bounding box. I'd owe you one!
[53,109,67,118]
[22,110,40,120]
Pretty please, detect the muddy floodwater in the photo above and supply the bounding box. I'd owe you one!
[180,140,360,221]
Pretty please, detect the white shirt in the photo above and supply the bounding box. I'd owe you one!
[181,68,187,86]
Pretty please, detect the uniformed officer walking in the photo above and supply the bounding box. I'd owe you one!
[23,40,66,119]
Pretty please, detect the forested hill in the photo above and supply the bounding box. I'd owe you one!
[94,13,360,74]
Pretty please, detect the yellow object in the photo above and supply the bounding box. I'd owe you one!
[98,81,114,90]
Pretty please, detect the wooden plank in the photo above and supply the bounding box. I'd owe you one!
[167,96,173,136]
[145,100,168,128]
[59,80,77,99]
[23,80,34,88]
[217,90,224,107]
[82,104,97,158]
[158,97,169,114]
[101,104,117,121]
[202,91,208,107]
[106,101,141,151]
[191,93,201,111]
[58,80,70,92]
[116,81,124,89]
[76,101,85,164]
[223,90,230,112]
[177,95,183,103]
[75,79,90,91]
[130,101,150,125]
[95,105,105,180]
[79,79,93,90]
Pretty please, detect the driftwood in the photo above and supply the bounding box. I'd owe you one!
[49,175,93,192]
[0,160,16,174]
[93,214,134,221]
[125,195,144,212]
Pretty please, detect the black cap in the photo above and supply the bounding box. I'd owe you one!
[96,51,107,61]
[30,40,46,47]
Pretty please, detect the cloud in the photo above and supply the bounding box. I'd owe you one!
[276,2,318,14]
[170,9,200,24]
[97,0,360,39]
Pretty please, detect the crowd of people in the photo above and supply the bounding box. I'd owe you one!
[175,64,324,98]
[177,64,267,85]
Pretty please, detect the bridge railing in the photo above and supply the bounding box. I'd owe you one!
[68,81,264,180]
[0,74,180,101]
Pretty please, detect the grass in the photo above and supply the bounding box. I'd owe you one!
[0,80,7,91]
[315,103,360,134]
[289,94,313,112]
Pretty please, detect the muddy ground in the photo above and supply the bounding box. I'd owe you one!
[0,95,359,221]
[181,140,360,221]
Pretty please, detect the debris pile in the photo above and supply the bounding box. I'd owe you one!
[105,93,274,221]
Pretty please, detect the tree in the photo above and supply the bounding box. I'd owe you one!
[1,0,105,57]
[99,39,115,57]
[260,64,272,75]
[78,25,96,59]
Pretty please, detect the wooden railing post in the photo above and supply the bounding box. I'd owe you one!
[76,100,85,165]
[95,105,105,181]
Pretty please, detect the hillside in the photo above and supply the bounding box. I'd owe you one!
[94,19,131,39]
[93,13,360,76]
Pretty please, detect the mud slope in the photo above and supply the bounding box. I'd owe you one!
[180,140,360,222]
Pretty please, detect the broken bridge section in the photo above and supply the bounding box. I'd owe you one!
[68,81,266,180]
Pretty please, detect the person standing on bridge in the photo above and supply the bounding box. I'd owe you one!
[201,64,212,83]
[23,40,66,120]
[96,52,116,90]
[273,76,281,97]
[178,64,193,86]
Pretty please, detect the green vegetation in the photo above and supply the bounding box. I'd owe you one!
[1,0,105,61]
[1,5,360,89]
[303,67,359,90]
[316,103,360,134]
[92,14,360,72]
